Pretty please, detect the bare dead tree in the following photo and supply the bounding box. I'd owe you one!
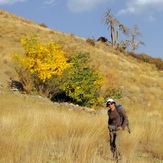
[102,8,119,48]
[102,8,130,49]
[119,40,130,50]
[115,24,130,48]
[131,24,145,52]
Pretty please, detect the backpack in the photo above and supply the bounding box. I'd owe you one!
[108,104,131,133]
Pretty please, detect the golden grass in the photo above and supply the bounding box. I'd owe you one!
[0,93,108,163]
[1,92,163,163]
[1,9,163,162]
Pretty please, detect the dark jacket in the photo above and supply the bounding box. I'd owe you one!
[108,107,128,130]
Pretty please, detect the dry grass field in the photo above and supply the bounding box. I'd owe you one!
[0,10,163,163]
[1,92,163,163]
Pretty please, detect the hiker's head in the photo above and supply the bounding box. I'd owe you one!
[106,98,116,107]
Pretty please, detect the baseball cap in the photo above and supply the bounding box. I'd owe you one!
[106,98,115,103]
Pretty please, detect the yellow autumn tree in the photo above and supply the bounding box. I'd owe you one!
[12,36,71,83]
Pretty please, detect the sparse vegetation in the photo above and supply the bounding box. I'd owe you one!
[86,38,95,46]
[39,23,48,28]
[128,52,163,71]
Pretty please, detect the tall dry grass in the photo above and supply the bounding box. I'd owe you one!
[1,92,163,163]
[1,9,163,163]
[0,93,109,163]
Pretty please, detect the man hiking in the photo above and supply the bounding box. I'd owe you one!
[106,98,128,163]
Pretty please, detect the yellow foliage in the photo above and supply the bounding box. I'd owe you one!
[93,71,105,90]
[12,36,71,82]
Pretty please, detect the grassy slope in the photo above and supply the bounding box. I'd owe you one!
[1,92,163,163]
[0,9,163,162]
[0,10,163,105]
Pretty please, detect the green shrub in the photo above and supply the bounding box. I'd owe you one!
[12,36,105,107]
[61,52,104,108]
[86,38,95,46]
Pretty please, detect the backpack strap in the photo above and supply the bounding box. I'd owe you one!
[116,105,131,133]
[107,109,111,116]
[115,104,123,124]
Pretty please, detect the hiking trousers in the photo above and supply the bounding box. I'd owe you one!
[109,130,123,163]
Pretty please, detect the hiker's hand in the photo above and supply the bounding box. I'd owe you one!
[117,126,123,130]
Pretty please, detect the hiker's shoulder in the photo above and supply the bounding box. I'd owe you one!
[116,104,123,108]
[116,104,125,113]
[116,104,123,110]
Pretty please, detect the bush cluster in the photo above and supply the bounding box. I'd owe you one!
[86,38,95,46]
[128,52,163,70]
[39,23,48,28]
[12,36,122,108]
[12,36,102,107]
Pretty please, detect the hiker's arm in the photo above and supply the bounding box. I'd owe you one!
[119,108,128,130]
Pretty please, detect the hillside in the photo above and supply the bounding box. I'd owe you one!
[1,9,163,163]
[0,9,163,106]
